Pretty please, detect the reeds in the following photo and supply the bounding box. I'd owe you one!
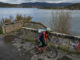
[15,14,32,22]
[50,10,72,34]
[1,14,32,24]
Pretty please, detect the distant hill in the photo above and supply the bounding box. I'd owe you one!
[20,2,73,8]
[0,2,17,7]
[0,2,80,10]
[66,3,80,9]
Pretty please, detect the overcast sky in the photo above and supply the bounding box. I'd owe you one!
[0,0,80,4]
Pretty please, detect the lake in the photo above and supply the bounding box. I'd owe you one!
[0,8,80,35]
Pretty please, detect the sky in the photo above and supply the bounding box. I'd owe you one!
[0,0,80,4]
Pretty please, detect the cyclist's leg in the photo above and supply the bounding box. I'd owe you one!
[40,40,47,53]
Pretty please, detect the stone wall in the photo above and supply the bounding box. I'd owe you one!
[23,21,47,29]
[2,21,47,34]
[22,27,80,51]
[2,21,23,33]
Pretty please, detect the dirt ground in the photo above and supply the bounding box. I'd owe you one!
[0,29,80,60]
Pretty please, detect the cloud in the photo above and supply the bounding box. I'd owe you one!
[0,0,80,4]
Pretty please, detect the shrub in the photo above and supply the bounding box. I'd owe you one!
[0,30,3,34]
[15,14,23,21]
[24,38,34,43]
[15,15,32,23]
[4,18,11,24]
[22,16,32,24]
[50,10,72,34]
[23,16,32,21]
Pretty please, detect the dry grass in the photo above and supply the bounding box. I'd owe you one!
[15,14,32,22]
[23,16,32,22]
[23,16,32,24]
[15,14,23,21]
[50,10,72,34]
[1,14,32,24]
[2,16,13,24]
[4,18,11,24]
[3,35,16,43]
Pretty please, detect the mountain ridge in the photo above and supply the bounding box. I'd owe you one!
[20,2,74,7]
[0,2,80,10]
[0,2,17,7]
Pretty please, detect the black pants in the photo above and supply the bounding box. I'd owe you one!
[39,39,47,48]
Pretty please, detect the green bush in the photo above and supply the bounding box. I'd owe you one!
[0,30,3,34]
[24,38,34,43]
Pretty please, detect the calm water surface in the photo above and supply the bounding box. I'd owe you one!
[0,8,80,35]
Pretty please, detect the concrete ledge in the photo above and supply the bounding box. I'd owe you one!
[22,27,80,40]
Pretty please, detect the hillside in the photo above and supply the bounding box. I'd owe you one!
[66,3,80,9]
[0,2,80,10]
[20,2,73,8]
[0,2,17,7]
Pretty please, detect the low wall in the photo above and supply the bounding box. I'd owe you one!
[2,21,23,33]
[22,27,80,52]
[2,21,47,33]
[23,21,47,29]
[2,21,80,52]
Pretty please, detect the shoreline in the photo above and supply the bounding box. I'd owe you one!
[0,7,80,10]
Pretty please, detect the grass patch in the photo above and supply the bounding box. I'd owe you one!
[46,44,80,55]
[68,50,80,55]
[57,56,72,60]
[3,35,16,43]
[57,46,80,55]
[0,30,3,34]
[24,38,41,45]
[24,38,34,43]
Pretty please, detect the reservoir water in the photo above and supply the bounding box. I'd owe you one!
[0,8,80,35]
